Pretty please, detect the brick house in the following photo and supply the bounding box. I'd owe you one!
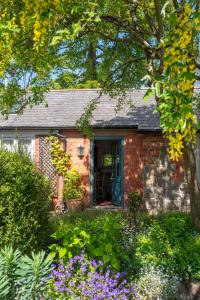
[0,89,194,212]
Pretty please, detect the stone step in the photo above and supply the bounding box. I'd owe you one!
[86,205,127,212]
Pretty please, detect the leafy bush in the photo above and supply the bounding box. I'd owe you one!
[50,211,131,270]
[64,169,82,200]
[0,246,53,299]
[136,264,180,300]
[48,252,138,299]
[134,212,200,279]
[0,149,52,252]
[127,191,142,215]
[127,191,142,226]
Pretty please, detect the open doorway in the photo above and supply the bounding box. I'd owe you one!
[92,138,123,207]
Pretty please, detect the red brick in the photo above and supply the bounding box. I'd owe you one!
[34,129,185,210]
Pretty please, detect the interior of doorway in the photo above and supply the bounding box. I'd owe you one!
[94,140,119,206]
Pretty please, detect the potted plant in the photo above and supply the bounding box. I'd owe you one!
[64,169,83,211]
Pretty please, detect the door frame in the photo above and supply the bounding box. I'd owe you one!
[90,136,124,208]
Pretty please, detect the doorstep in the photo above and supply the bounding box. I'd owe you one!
[86,205,127,212]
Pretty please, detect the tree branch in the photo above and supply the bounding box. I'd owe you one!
[172,0,179,10]
[153,0,164,39]
[143,9,157,35]
[196,75,200,81]
[88,26,152,50]
[101,14,152,36]
[86,28,131,43]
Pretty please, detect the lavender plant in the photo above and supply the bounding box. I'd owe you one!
[48,251,138,299]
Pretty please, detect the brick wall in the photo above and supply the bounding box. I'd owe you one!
[94,129,144,207]
[142,134,189,213]
[62,130,91,207]
[61,129,144,208]
[34,137,40,167]
[34,129,189,212]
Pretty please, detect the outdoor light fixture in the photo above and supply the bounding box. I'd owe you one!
[77,144,85,157]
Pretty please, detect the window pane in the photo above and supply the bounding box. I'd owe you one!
[103,154,112,167]
[19,139,33,159]
[1,139,15,152]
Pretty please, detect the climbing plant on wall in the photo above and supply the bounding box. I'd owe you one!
[46,136,82,200]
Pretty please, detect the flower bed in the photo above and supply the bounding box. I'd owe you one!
[48,251,138,299]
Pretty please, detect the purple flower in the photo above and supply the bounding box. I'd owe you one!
[81,265,87,274]
[98,260,103,266]
[91,259,98,268]
[55,280,63,288]
[49,252,138,299]
[58,287,66,292]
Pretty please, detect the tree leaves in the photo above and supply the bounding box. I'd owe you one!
[143,88,155,102]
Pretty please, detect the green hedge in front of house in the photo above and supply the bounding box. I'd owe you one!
[0,149,52,252]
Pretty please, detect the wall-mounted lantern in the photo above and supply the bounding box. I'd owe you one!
[77,144,85,158]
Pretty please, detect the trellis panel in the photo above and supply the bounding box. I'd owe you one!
[38,136,58,195]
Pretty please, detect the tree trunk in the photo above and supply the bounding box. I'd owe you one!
[86,39,97,81]
[183,145,200,230]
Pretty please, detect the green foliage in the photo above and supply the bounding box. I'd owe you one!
[17,251,53,299]
[134,212,200,279]
[64,170,82,200]
[0,246,53,300]
[0,246,21,299]
[50,211,130,271]
[46,137,82,200]
[50,210,200,280]
[128,192,142,225]
[46,136,71,176]
[51,72,100,89]
[0,0,146,115]
[136,264,180,300]
[0,149,52,252]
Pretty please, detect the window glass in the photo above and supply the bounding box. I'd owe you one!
[0,137,34,160]
[18,139,33,159]
[1,139,15,152]
[103,154,112,167]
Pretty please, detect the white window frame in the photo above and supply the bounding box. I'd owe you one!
[0,135,35,161]
[18,137,35,161]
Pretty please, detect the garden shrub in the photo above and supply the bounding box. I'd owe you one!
[0,149,52,252]
[134,212,200,279]
[127,191,142,226]
[0,246,53,299]
[48,251,138,299]
[135,264,180,300]
[50,211,131,271]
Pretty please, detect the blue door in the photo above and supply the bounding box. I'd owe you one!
[90,138,124,208]
[111,141,122,206]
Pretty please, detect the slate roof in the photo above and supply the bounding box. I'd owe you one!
[0,88,197,132]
